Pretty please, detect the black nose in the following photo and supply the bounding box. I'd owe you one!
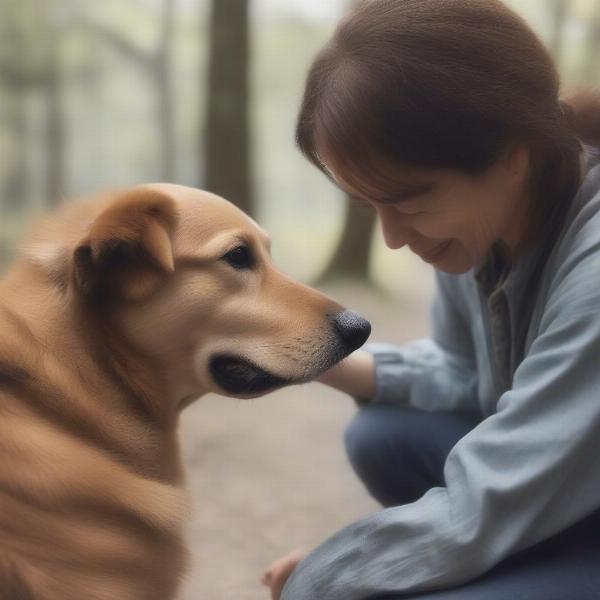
[331,310,371,353]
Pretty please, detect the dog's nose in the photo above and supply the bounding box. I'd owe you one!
[331,310,371,352]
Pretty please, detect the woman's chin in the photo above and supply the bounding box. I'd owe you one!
[426,244,478,274]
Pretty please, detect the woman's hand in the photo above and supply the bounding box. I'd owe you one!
[261,548,307,600]
[317,349,376,400]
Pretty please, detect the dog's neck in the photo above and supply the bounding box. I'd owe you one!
[0,260,184,483]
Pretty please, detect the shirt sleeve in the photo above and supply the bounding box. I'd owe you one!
[282,247,600,599]
[368,270,479,412]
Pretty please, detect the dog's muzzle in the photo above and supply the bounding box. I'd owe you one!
[210,310,371,396]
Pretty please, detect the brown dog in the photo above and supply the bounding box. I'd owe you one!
[0,183,370,600]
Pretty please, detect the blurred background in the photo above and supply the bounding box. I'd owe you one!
[0,1,598,599]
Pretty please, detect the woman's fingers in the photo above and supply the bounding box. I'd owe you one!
[261,549,308,600]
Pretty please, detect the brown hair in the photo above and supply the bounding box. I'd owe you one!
[296,0,600,244]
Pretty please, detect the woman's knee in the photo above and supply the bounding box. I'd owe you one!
[344,404,442,505]
[344,404,427,469]
[344,404,387,472]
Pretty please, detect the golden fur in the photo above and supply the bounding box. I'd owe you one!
[0,184,367,600]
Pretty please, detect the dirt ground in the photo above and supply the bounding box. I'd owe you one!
[177,282,431,600]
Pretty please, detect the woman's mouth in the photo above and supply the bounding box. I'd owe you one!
[418,240,452,263]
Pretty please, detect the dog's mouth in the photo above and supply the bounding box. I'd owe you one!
[209,345,351,396]
[209,311,371,396]
[209,355,291,396]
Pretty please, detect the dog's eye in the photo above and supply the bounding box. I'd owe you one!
[222,245,255,270]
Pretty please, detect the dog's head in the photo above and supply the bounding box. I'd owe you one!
[23,184,370,405]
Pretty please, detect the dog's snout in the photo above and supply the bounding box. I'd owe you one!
[331,310,371,353]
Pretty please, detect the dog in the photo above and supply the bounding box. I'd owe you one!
[0,183,370,600]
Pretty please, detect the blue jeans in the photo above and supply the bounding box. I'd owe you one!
[345,403,600,600]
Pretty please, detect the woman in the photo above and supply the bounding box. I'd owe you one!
[262,0,600,599]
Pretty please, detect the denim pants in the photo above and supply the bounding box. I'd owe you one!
[344,403,600,600]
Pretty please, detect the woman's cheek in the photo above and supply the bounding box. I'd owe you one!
[412,214,460,240]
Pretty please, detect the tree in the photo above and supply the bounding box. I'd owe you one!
[41,2,66,208]
[317,201,377,284]
[0,0,66,210]
[157,0,176,182]
[316,0,377,284]
[583,2,600,82]
[0,15,29,211]
[3,91,29,211]
[548,0,570,63]
[203,0,253,215]
[75,0,177,181]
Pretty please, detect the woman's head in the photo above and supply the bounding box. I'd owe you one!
[321,146,532,273]
[297,0,597,272]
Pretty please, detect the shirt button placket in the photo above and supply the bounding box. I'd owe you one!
[488,289,511,393]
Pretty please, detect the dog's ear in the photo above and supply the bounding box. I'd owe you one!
[72,188,178,302]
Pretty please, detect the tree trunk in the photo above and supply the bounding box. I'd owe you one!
[204,0,253,215]
[43,5,65,208]
[76,14,174,182]
[316,0,376,284]
[548,0,569,62]
[4,90,29,211]
[0,4,30,211]
[318,201,377,284]
[157,0,176,181]
[584,2,600,81]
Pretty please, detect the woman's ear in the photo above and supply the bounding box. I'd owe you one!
[72,188,178,302]
[501,143,530,184]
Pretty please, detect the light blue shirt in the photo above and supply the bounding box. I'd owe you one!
[283,150,600,599]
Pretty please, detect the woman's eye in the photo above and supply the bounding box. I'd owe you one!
[396,206,426,216]
[222,245,255,270]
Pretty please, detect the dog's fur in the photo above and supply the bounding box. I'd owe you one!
[0,184,369,600]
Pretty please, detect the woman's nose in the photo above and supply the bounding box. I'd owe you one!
[377,206,411,250]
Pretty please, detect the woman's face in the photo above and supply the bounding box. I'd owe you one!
[320,147,531,274]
